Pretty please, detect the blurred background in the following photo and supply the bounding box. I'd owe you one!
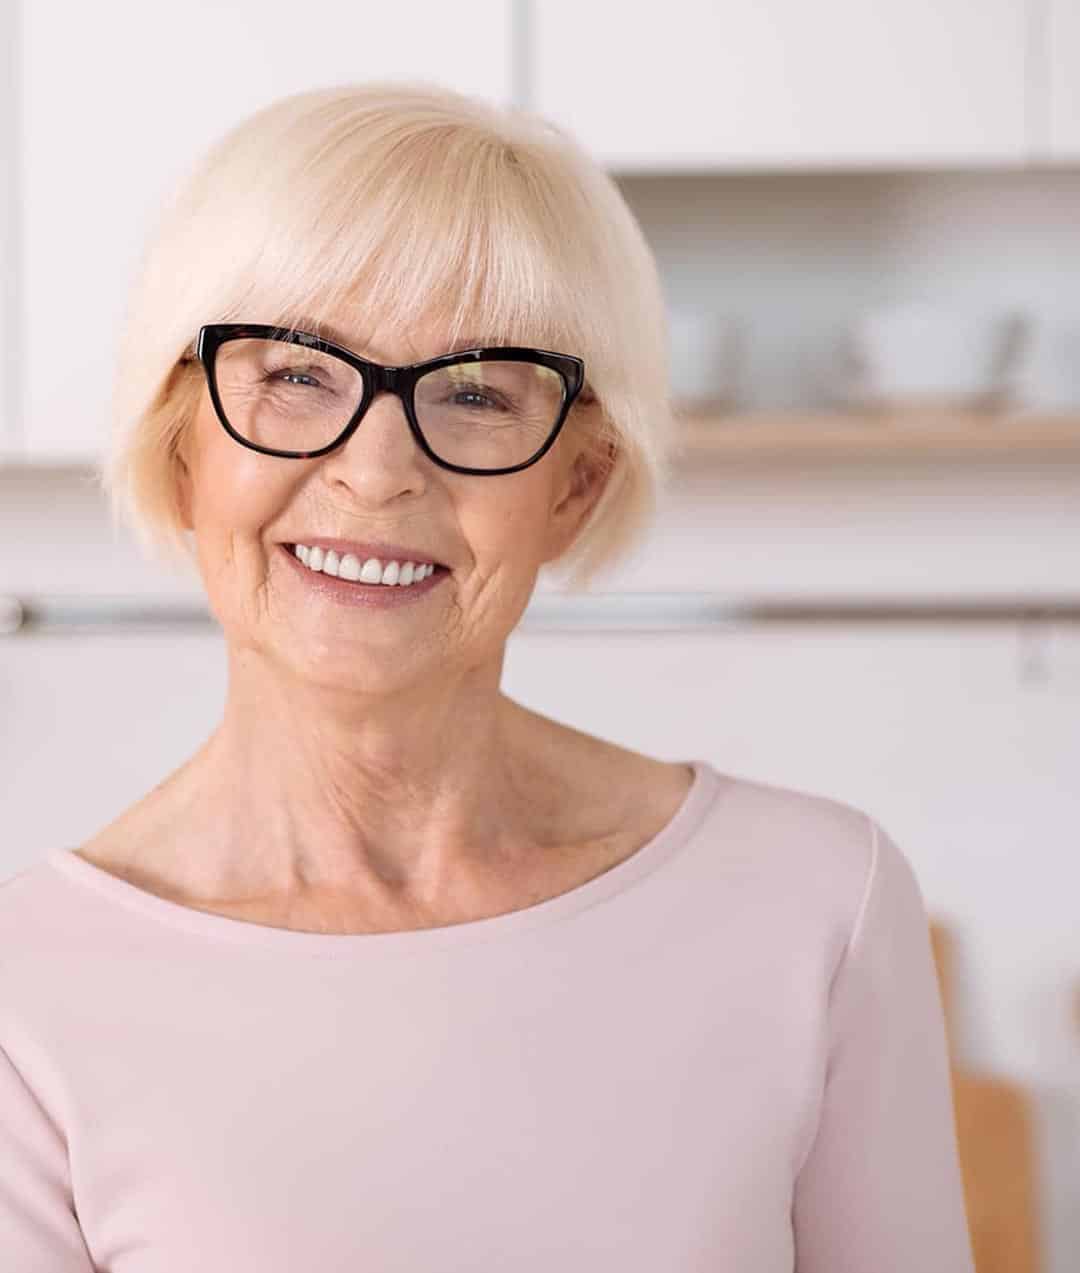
[1,3,1077,1270]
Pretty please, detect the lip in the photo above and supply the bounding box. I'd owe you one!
[279,537,447,567]
[280,542,448,608]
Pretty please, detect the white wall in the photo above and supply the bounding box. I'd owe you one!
[3,171,1079,1270]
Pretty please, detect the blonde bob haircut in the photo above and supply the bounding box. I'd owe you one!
[98,79,677,593]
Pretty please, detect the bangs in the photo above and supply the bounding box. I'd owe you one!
[202,107,602,370]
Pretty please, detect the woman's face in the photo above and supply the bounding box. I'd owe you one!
[175,313,607,692]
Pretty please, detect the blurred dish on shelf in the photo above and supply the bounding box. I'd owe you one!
[667,305,745,412]
[1007,316,1080,415]
[824,302,1032,416]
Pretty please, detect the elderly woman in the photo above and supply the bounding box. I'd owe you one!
[1,82,974,1272]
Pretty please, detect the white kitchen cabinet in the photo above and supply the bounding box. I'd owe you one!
[0,3,18,460]
[529,0,1029,171]
[14,0,515,464]
[1046,0,1080,160]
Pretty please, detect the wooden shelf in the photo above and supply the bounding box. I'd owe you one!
[670,408,1080,459]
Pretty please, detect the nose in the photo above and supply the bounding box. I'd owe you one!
[321,389,428,495]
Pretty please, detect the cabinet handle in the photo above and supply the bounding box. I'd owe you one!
[2,593,1079,636]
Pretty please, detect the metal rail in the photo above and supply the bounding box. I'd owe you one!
[2,593,1078,636]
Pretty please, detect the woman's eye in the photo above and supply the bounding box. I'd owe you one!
[270,370,320,388]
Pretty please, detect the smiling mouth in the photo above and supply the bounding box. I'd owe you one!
[281,544,449,586]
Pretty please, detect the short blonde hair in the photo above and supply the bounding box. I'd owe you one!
[98,80,676,593]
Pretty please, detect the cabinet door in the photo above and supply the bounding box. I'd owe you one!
[15,0,514,464]
[0,3,18,460]
[529,0,1028,171]
[1047,0,1080,159]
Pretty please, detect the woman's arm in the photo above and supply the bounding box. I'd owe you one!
[0,1039,98,1272]
[791,816,976,1272]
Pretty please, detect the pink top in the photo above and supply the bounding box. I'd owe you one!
[0,759,975,1272]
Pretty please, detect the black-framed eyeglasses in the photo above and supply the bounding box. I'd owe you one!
[193,323,586,476]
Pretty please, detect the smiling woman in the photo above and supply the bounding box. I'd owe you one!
[0,79,975,1273]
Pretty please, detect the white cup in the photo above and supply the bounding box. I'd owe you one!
[667,308,744,410]
[831,303,1031,411]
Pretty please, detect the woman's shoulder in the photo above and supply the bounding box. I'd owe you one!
[685,762,919,952]
[574,740,916,978]
[695,759,883,877]
[0,851,65,920]
[0,851,94,1014]
[549,726,884,894]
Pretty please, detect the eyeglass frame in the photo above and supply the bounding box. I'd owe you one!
[192,323,587,477]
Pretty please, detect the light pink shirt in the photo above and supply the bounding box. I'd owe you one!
[1,759,975,1271]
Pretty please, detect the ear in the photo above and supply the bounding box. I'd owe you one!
[174,437,195,532]
[171,373,206,532]
[543,432,618,564]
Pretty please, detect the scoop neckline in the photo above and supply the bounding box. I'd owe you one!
[44,759,726,956]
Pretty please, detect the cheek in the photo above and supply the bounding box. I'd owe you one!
[193,424,293,531]
[462,478,555,567]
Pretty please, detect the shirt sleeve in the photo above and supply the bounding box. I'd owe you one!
[792,815,976,1273]
[0,1039,97,1272]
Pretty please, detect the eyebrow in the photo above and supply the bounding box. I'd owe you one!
[281,315,503,361]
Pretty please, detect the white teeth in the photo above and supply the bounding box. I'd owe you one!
[292,544,436,586]
[338,554,361,582]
